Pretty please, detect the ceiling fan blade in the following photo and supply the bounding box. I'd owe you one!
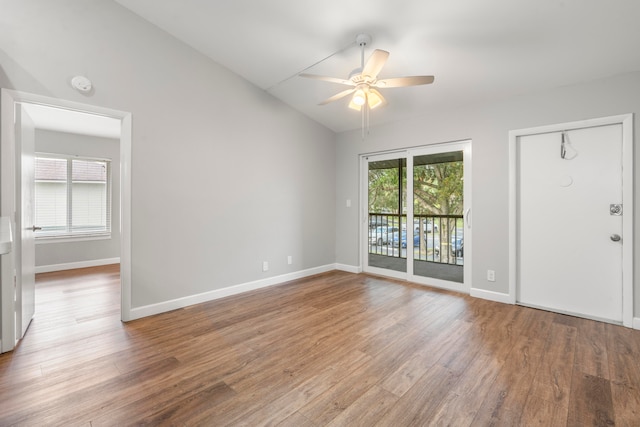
[299,73,353,86]
[374,75,435,88]
[319,88,356,105]
[362,49,389,79]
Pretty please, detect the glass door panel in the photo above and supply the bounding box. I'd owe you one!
[367,156,407,274]
[412,151,464,283]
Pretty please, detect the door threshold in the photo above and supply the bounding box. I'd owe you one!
[517,302,622,326]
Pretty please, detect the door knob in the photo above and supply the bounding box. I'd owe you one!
[610,234,621,242]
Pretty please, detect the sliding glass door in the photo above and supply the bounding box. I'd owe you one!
[362,142,471,291]
[365,153,407,278]
[412,150,465,284]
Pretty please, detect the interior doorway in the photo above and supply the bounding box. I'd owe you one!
[361,140,472,293]
[1,89,132,353]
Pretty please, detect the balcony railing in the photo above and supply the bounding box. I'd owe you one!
[368,213,464,265]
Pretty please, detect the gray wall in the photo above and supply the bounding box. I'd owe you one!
[335,71,640,315]
[34,129,120,268]
[3,1,638,321]
[0,0,336,308]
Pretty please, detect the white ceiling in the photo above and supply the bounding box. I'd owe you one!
[114,0,640,133]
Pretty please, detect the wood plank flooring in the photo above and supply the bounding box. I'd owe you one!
[1,265,640,426]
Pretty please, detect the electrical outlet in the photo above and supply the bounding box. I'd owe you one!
[346,199,351,208]
[287,256,292,265]
[262,261,269,272]
[487,270,495,282]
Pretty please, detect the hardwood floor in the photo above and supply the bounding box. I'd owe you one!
[1,265,640,426]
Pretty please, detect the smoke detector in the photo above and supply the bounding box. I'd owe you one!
[71,76,92,93]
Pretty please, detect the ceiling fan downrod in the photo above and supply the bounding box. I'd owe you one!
[356,34,371,69]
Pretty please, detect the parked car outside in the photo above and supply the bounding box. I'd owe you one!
[450,234,464,257]
[414,219,439,233]
[392,230,440,255]
[393,230,420,248]
[369,215,389,229]
[369,226,398,246]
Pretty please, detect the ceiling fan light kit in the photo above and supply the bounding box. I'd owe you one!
[349,85,384,111]
[352,87,367,106]
[299,33,434,134]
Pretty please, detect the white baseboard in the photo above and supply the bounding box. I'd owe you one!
[633,317,640,330]
[129,263,337,321]
[35,257,120,274]
[470,287,513,304]
[335,263,361,274]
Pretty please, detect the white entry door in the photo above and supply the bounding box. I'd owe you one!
[517,123,625,323]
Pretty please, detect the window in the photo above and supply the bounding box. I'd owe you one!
[35,154,111,240]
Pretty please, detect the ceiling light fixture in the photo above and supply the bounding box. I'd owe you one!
[352,88,366,106]
[366,89,383,109]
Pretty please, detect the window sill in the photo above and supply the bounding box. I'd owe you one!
[35,234,112,245]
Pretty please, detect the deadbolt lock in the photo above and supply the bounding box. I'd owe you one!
[610,204,623,216]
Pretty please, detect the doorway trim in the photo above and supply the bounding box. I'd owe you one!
[508,114,633,327]
[1,89,132,351]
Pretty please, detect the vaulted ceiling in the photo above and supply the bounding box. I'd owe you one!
[114,0,640,133]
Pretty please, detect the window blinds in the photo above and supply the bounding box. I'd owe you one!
[34,155,111,238]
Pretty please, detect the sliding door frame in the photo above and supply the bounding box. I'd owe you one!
[360,140,472,293]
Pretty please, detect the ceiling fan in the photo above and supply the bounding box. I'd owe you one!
[300,34,435,112]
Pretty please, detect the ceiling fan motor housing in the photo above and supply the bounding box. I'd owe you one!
[349,68,364,80]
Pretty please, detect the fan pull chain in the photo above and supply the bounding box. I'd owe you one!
[361,105,365,139]
[366,101,370,136]
[361,97,371,140]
